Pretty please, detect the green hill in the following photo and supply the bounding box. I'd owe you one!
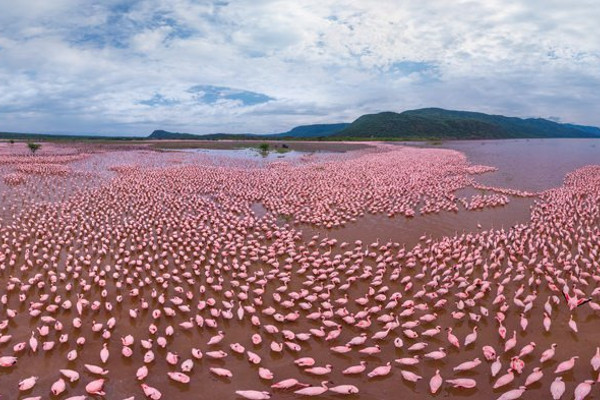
[147,124,350,140]
[334,108,599,140]
[274,123,350,138]
[3,109,599,141]
[148,130,202,140]
[564,124,600,136]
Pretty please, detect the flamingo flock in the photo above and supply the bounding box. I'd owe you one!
[0,141,599,399]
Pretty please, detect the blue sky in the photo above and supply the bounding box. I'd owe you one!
[0,0,598,136]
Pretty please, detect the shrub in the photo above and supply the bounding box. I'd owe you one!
[258,143,269,153]
[27,142,41,155]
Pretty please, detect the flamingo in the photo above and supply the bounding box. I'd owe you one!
[429,369,443,394]
[551,377,566,399]
[555,356,578,373]
[329,385,359,394]
[235,390,271,400]
[294,381,329,396]
[574,380,594,400]
[367,362,391,378]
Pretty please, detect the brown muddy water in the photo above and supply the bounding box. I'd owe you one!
[436,139,600,191]
[0,139,599,400]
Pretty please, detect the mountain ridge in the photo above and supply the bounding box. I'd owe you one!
[2,108,599,140]
[148,123,350,140]
[332,108,600,139]
[147,109,600,140]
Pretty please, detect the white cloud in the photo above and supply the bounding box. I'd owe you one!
[0,0,598,135]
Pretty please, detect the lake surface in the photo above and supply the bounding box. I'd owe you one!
[0,139,599,400]
[438,138,600,191]
[180,147,307,161]
[162,139,599,250]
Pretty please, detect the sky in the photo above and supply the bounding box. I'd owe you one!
[0,0,599,136]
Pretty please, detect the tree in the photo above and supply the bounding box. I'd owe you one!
[258,143,269,153]
[27,142,41,155]
[9,139,14,145]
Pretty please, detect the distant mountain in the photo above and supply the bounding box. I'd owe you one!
[0,131,132,141]
[564,124,600,136]
[148,130,204,140]
[148,130,264,140]
[4,108,598,142]
[334,108,600,140]
[274,123,350,138]
[147,123,350,140]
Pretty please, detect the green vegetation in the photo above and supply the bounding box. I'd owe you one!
[149,130,260,140]
[149,124,349,140]
[258,143,270,153]
[27,142,41,155]
[146,110,600,142]
[275,147,291,154]
[255,143,292,155]
[2,109,600,142]
[276,123,350,138]
[333,108,598,140]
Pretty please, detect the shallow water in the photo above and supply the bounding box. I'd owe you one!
[438,139,600,191]
[302,196,534,250]
[179,148,306,160]
[0,140,599,400]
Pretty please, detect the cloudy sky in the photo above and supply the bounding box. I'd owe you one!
[0,0,599,136]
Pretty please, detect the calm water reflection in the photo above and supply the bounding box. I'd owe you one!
[438,139,600,191]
